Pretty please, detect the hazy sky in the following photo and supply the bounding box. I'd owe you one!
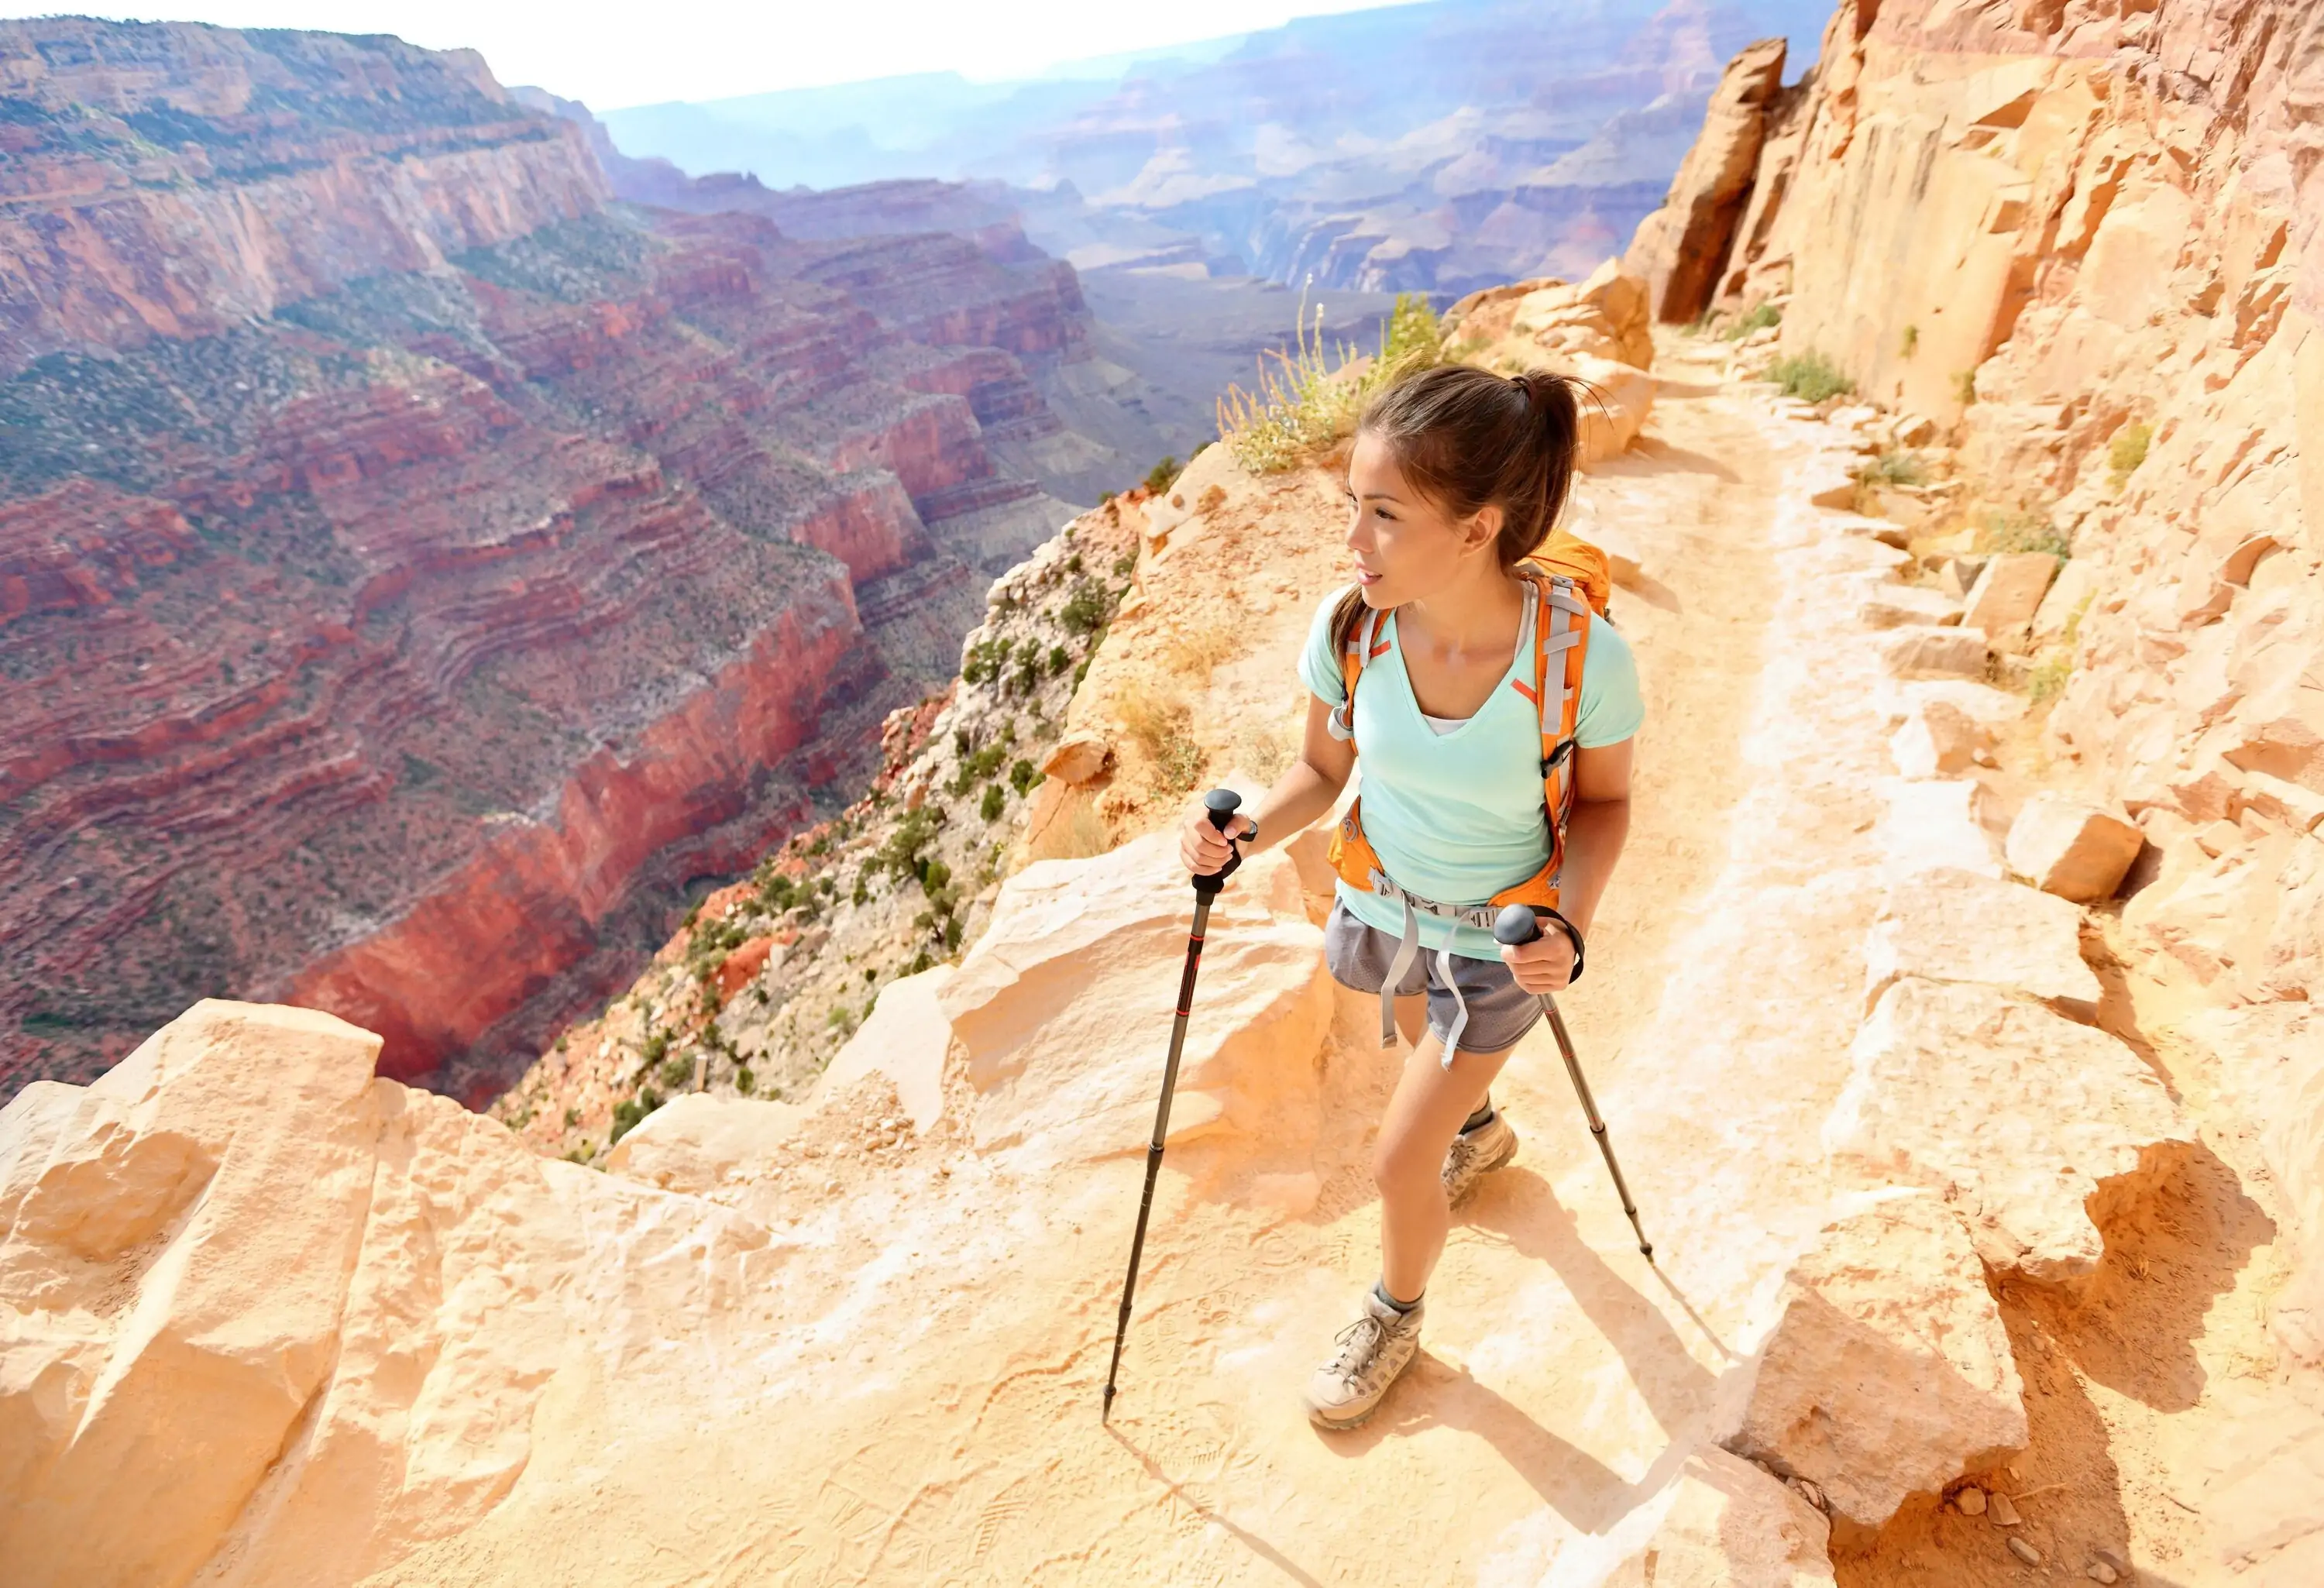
[11,1,1411,108]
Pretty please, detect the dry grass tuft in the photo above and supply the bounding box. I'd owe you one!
[1118,689,1205,798]
[1216,287,1442,473]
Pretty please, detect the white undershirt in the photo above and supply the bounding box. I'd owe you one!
[1421,712,1470,735]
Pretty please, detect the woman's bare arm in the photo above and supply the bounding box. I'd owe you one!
[1181,695,1353,873]
[1552,736,1635,937]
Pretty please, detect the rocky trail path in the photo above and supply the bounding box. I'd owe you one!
[352,339,2263,1588]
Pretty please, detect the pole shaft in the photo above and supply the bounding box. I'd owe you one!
[1102,893,1215,1420]
[1540,993,1655,1262]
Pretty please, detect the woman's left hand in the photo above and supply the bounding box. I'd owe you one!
[1500,928,1576,995]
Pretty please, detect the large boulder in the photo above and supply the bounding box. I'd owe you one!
[1879,625,1989,679]
[1721,1194,2027,1528]
[1824,978,2195,1284]
[1960,552,2061,649]
[1618,1449,1838,1586]
[2005,792,2145,903]
[1862,866,2100,1014]
[0,999,771,1588]
[815,963,955,1131]
[937,832,1333,1160]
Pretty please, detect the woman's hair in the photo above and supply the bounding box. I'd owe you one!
[1329,363,1593,650]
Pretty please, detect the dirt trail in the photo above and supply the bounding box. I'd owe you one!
[351,342,2285,1588]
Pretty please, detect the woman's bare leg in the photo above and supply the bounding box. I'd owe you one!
[1373,1030,1516,1302]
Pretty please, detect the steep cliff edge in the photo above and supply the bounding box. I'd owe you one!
[0,19,1144,1100]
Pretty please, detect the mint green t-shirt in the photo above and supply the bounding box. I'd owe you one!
[1298,584,1644,961]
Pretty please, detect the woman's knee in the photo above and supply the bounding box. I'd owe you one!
[1371,1133,1441,1200]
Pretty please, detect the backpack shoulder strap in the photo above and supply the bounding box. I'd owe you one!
[1326,599,1388,742]
[1517,567,1591,827]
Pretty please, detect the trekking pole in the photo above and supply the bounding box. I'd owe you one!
[1102,787,1246,1424]
[1494,902,1655,1263]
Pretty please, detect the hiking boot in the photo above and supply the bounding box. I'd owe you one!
[1303,1289,1424,1430]
[1442,1110,1518,1207]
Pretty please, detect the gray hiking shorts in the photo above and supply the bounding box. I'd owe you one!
[1322,899,1545,1058]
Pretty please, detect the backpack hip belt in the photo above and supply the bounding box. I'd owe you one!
[1323,562,1599,1070]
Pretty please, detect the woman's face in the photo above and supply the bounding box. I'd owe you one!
[1342,431,1499,610]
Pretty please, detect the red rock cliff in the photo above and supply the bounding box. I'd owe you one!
[0,19,1105,1100]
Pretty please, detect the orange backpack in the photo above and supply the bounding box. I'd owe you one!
[1322,533,1611,1060]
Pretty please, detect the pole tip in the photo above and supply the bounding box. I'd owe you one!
[1101,1386,1115,1423]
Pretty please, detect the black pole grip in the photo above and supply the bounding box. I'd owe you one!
[1492,901,1584,983]
[1192,788,1244,898]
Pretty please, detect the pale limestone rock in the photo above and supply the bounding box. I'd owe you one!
[1894,414,1939,445]
[1041,733,1114,785]
[603,1091,811,1191]
[1933,557,1985,600]
[2030,556,2098,644]
[1611,1449,1838,1586]
[2174,1003,2324,1362]
[2006,792,2145,902]
[0,1000,771,1588]
[2184,1379,2324,1583]
[1825,978,2195,1283]
[1961,553,2060,647]
[1862,867,2100,1014]
[1877,777,2003,878]
[1571,352,1656,462]
[1880,625,1988,679]
[1859,586,1963,630]
[815,964,955,1131]
[1890,697,1990,777]
[938,831,1332,1157]
[1140,442,1246,551]
[1723,1194,2026,1527]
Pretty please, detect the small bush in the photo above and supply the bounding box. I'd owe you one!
[1853,449,1928,490]
[1974,506,2071,559]
[1899,323,1919,357]
[1060,579,1111,636]
[1111,552,1136,577]
[1217,287,1442,472]
[980,782,1006,821]
[909,949,933,974]
[2109,420,2150,488]
[1767,350,1854,404]
[827,1003,858,1035]
[1722,301,1781,341]
[1165,618,1236,681]
[1047,644,1069,675]
[1009,758,1040,796]
[736,1066,755,1094]
[1952,368,1978,407]
[1144,455,1181,495]
[660,1051,694,1091]
[2027,651,2072,705]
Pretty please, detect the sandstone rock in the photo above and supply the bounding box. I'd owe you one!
[1722,1193,2026,1528]
[1041,733,1116,785]
[1825,978,2195,1284]
[1612,1449,1838,1586]
[1933,557,1987,600]
[1890,697,1991,777]
[1862,867,2100,1014]
[1880,626,1989,679]
[937,832,1332,1157]
[0,999,775,1588]
[2009,1537,2042,1565]
[1961,553,2061,648]
[1894,413,1940,446]
[815,964,956,1132]
[1621,37,1789,323]
[1986,1488,2022,1525]
[1877,776,2003,878]
[1957,1485,1989,1515]
[602,1091,811,1191]
[1570,352,1657,462]
[2006,793,2145,903]
[1860,586,1964,630]
[2031,556,2099,644]
[2173,1003,2324,1362]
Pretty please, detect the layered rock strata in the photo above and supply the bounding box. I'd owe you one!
[0,19,1123,1099]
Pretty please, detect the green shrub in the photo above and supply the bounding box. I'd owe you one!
[1060,579,1111,636]
[1111,552,1136,577]
[908,949,933,974]
[2109,420,2150,488]
[1899,323,1919,357]
[1009,758,1040,796]
[659,1052,693,1091]
[736,1066,755,1095]
[1974,506,2071,559]
[923,858,951,892]
[980,782,1006,821]
[1721,301,1781,341]
[827,1003,858,1035]
[1952,368,1979,407]
[2027,651,2073,705]
[1218,288,1442,472]
[1144,455,1181,495]
[1767,350,1854,404]
[1854,449,1928,489]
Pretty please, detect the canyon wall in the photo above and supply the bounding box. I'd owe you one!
[1631,0,2324,1358]
[0,19,1132,1102]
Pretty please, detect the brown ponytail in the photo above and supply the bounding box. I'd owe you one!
[1328,363,1601,650]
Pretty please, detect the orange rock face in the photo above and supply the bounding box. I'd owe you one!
[0,20,1103,1099]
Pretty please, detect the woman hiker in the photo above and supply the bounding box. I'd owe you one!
[1178,363,1643,1430]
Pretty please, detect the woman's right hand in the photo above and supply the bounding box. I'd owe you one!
[1180,800,1255,876]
